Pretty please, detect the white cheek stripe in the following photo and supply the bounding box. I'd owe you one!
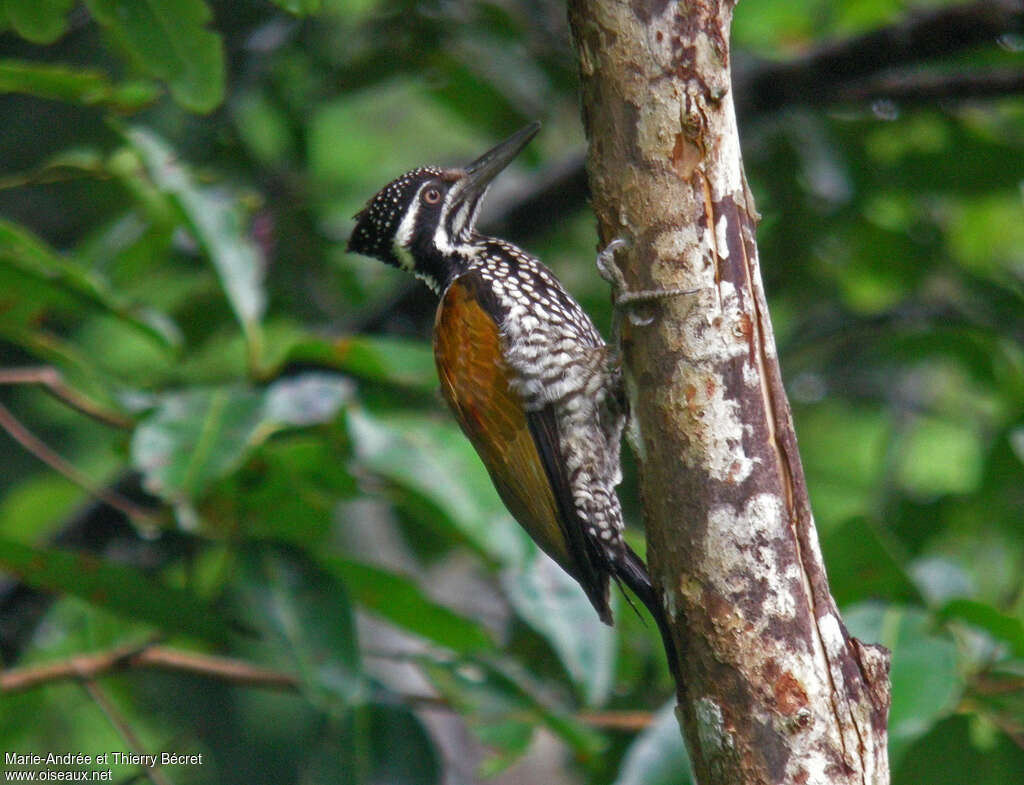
[434,226,453,255]
[432,186,460,255]
[390,179,483,287]
[393,185,423,269]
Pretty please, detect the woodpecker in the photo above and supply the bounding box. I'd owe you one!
[347,123,671,645]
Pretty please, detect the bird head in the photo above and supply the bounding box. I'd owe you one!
[347,122,540,292]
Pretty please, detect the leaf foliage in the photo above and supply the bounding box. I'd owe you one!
[0,1,1021,783]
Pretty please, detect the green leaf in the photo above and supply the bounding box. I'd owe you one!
[210,436,356,546]
[356,704,440,785]
[821,517,922,607]
[323,557,493,654]
[425,55,527,145]
[896,416,984,497]
[0,321,116,404]
[133,385,266,505]
[0,147,107,192]
[0,60,159,110]
[237,548,363,707]
[307,85,485,189]
[131,374,352,507]
[0,473,82,541]
[233,89,294,166]
[271,0,321,14]
[947,195,1024,275]
[893,715,1024,785]
[2,0,73,44]
[614,701,694,785]
[287,334,438,392]
[263,373,355,427]
[303,703,441,785]
[796,402,891,531]
[422,655,604,773]
[0,537,231,642]
[938,598,1024,658]
[476,720,534,778]
[84,0,224,113]
[844,603,962,766]
[346,409,532,567]
[125,127,266,356]
[0,217,180,348]
[505,554,616,706]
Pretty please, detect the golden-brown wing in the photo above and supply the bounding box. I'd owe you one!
[434,275,567,566]
[434,274,611,622]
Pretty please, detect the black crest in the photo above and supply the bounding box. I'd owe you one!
[346,166,443,266]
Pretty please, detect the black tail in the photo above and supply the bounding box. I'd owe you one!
[613,544,682,683]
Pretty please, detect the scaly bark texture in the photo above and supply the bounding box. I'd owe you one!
[567,2,892,784]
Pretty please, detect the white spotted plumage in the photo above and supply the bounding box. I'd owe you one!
[466,238,627,550]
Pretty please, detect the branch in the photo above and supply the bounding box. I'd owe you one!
[0,367,134,430]
[1,641,652,732]
[0,641,300,694]
[0,473,181,664]
[737,0,1024,118]
[576,710,655,731]
[0,402,158,525]
[836,67,1024,106]
[80,678,174,785]
[352,3,1022,339]
[568,1,891,784]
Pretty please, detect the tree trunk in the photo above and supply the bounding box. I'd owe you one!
[566,2,892,784]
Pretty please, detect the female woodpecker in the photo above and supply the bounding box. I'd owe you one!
[347,123,672,648]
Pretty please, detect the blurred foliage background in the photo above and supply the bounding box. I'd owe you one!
[0,0,1022,783]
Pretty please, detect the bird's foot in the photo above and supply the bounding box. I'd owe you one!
[597,238,699,325]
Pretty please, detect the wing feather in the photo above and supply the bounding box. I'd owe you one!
[525,405,612,622]
[434,274,611,622]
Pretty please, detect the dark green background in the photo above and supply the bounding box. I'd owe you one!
[0,1,1021,783]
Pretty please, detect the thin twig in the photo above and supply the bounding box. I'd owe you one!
[0,367,134,429]
[2,642,659,732]
[839,67,1024,106]
[737,0,1024,118]
[969,673,1024,696]
[1,642,300,694]
[576,710,655,731]
[0,401,159,525]
[80,679,175,785]
[957,699,1024,749]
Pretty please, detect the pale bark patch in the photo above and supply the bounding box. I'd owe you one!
[695,696,733,757]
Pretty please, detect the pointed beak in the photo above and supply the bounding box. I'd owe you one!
[457,121,541,202]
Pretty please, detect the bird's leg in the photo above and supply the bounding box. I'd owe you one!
[596,237,699,335]
[597,237,699,457]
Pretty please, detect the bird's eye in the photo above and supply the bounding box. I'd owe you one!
[423,187,442,204]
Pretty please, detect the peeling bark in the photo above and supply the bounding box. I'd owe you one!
[566,2,892,784]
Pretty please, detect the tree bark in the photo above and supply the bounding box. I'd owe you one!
[567,2,892,784]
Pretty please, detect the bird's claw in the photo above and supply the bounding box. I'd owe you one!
[596,237,699,325]
[596,238,629,292]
